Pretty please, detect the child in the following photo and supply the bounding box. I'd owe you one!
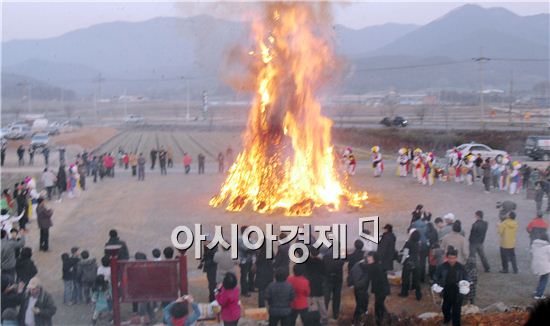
[163,295,201,326]
[77,250,97,304]
[464,257,478,305]
[69,247,81,304]
[97,255,111,285]
[91,275,112,325]
[61,253,76,305]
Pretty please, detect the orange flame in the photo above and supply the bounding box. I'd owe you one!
[210,3,367,216]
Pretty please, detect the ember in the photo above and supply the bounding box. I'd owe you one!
[210,3,367,216]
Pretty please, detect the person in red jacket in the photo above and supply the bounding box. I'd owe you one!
[215,272,240,326]
[122,153,129,170]
[287,264,310,326]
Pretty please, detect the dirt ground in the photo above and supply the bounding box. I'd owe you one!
[1,129,548,325]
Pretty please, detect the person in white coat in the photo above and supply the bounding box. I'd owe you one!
[531,233,550,299]
[371,146,384,177]
[397,148,408,177]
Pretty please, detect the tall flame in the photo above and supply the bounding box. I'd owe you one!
[210,3,367,216]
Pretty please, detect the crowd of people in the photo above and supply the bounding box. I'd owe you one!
[341,145,550,194]
[2,139,550,325]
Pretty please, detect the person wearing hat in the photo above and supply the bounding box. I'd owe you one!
[441,221,469,264]
[36,197,53,252]
[371,146,383,177]
[19,277,57,326]
[377,224,396,272]
[498,211,519,273]
[433,247,469,326]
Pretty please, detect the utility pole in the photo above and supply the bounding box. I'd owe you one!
[93,73,105,124]
[28,83,32,113]
[508,71,514,125]
[202,90,208,120]
[472,54,490,130]
[123,89,128,117]
[186,78,190,121]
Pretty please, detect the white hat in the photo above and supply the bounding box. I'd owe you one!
[409,228,417,235]
[443,213,455,222]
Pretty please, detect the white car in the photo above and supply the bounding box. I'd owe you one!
[30,133,49,149]
[446,143,507,160]
[5,124,32,140]
[123,115,144,124]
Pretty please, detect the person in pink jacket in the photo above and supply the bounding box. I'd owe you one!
[215,272,240,326]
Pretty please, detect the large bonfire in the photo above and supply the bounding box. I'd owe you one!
[210,2,367,216]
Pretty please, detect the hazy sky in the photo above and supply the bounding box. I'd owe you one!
[2,1,549,41]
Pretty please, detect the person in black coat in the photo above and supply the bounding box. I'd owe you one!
[1,275,25,314]
[104,229,129,260]
[399,230,422,300]
[56,165,67,201]
[265,268,295,326]
[255,244,274,308]
[323,250,344,319]
[434,247,469,326]
[16,247,38,286]
[468,210,490,272]
[349,254,369,325]
[305,247,327,325]
[377,224,396,271]
[367,252,390,326]
[347,240,365,286]
[18,277,57,326]
[15,185,29,230]
[198,243,217,302]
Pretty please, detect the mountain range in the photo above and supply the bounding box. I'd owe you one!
[2,4,549,98]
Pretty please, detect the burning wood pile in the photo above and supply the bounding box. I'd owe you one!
[210,3,367,216]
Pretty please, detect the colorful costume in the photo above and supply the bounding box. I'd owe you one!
[509,161,521,195]
[425,152,436,186]
[463,155,474,185]
[347,154,357,176]
[371,146,384,177]
[397,148,409,177]
[413,148,424,183]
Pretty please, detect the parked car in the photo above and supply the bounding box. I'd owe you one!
[525,136,550,161]
[380,116,408,127]
[5,124,32,140]
[30,133,49,149]
[0,128,9,139]
[124,115,145,124]
[446,143,507,160]
[43,125,60,136]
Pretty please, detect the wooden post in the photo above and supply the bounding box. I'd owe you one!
[178,251,188,295]
[105,245,122,326]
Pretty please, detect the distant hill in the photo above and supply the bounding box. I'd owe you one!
[334,23,418,58]
[2,5,549,96]
[372,4,549,58]
[1,73,76,100]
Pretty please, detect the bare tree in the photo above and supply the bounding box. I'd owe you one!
[443,106,450,130]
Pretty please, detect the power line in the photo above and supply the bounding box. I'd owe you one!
[354,60,471,72]
[353,57,549,72]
